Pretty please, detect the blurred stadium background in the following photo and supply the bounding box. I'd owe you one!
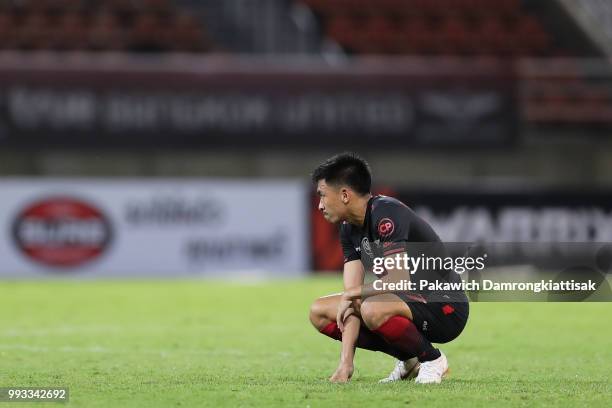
[0,1,611,406]
[0,0,611,277]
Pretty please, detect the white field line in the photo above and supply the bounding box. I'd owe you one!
[0,324,219,337]
[0,325,295,358]
[0,343,247,357]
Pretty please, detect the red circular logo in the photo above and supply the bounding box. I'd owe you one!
[378,218,395,237]
[13,197,112,268]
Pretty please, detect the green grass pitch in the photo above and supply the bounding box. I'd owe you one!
[1,277,610,407]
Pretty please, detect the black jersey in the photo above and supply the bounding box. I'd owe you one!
[340,195,441,264]
[340,195,465,300]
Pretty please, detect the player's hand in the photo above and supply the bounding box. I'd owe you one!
[336,295,353,332]
[329,361,354,383]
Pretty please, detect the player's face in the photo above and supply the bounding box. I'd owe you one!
[316,180,346,224]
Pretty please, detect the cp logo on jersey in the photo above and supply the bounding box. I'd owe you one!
[378,218,395,237]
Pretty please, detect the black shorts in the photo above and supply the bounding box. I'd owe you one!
[397,292,469,344]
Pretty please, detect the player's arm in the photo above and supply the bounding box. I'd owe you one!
[336,223,363,332]
[337,258,365,331]
[330,259,364,382]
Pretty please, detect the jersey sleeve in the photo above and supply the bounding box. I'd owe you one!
[339,222,361,264]
[372,201,410,257]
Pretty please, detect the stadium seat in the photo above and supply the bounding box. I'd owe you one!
[17,12,53,50]
[53,12,89,50]
[0,12,16,49]
[166,13,211,53]
[128,13,166,52]
[88,11,126,51]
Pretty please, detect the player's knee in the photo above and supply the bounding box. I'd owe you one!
[359,300,381,329]
[309,298,328,330]
[360,299,392,330]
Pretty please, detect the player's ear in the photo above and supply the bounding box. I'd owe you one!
[341,187,350,204]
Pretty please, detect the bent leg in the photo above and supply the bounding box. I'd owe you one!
[360,294,441,362]
[309,293,345,332]
[309,293,415,360]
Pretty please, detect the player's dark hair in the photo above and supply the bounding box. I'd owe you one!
[311,152,372,195]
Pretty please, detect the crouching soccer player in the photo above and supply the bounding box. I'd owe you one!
[309,153,469,384]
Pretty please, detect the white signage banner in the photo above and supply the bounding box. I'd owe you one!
[0,178,309,278]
